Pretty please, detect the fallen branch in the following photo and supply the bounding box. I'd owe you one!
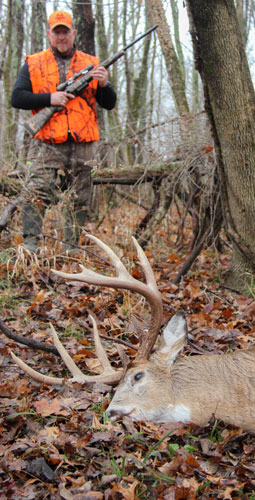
[0,318,59,355]
[173,237,206,284]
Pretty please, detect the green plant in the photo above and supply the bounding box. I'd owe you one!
[143,430,174,463]
[236,488,255,499]
[110,454,126,476]
[59,322,83,340]
[6,410,45,424]
[198,481,211,493]
[124,431,146,442]
[0,292,22,304]
[184,444,197,452]
[135,485,150,498]
[139,471,175,485]
[209,419,222,442]
[168,442,179,456]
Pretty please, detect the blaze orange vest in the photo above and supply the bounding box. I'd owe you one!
[26,48,100,143]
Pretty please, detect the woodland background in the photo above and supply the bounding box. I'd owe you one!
[2,0,255,499]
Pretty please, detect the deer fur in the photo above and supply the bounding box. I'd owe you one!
[107,312,255,432]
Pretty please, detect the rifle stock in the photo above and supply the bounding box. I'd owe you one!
[24,106,59,136]
[23,25,157,137]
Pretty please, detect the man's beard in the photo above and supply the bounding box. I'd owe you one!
[51,44,75,59]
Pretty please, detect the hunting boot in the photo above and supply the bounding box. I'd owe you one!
[22,204,45,252]
[62,207,88,252]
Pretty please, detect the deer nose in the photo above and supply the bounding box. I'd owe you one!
[106,408,122,420]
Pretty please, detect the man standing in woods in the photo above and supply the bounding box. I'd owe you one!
[11,10,116,252]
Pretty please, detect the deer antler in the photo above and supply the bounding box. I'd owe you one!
[11,316,123,385]
[11,235,163,384]
[52,235,163,362]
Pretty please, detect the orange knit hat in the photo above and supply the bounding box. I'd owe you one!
[48,11,73,30]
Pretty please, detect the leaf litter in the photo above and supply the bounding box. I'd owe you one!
[1,205,255,499]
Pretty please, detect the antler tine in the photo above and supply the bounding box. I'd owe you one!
[89,315,114,372]
[52,234,130,286]
[11,351,64,384]
[52,234,163,362]
[50,321,122,383]
[130,237,163,362]
[12,321,123,385]
[131,237,158,290]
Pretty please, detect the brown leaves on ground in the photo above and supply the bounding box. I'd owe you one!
[1,206,255,499]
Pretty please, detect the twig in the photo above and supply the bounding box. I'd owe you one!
[219,284,243,295]
[174,231,209,284]
[98,334,138,351]
[115,188,149,211]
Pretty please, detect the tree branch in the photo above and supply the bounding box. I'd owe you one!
[0,318,60,355]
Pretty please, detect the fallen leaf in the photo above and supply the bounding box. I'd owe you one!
[33,397,69,416]
[111,478,139,500]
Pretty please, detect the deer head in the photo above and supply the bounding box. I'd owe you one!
[11,235,255,432]
[107,311,190,424]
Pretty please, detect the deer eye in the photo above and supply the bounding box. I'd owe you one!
[134,372,143,382]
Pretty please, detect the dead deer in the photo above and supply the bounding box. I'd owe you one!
[11,235,255,432]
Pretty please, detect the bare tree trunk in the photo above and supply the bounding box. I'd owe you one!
[187,0,255,290]
[127,7,153,163]
[235,0,253,46]
[95,0,108,62]
[73,0,95,55]
[111,0,119,91]
[169,0,185,82]
[3,0,24,160]
[146,0,189,117]
[31,1,46,53]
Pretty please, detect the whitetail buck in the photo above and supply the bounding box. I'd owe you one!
[11,235,255,432]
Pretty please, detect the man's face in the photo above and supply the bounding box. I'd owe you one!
[47,25,76,54]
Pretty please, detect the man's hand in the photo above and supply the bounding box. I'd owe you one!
[50,91,74,106]
[50,66,109,106]
[91,66,108,88]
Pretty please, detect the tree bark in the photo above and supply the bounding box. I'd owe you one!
[31,1,46,53]
[187,0,255,289]
[147,0,189,116]
[3,0,24,158]
[72,0,95,55]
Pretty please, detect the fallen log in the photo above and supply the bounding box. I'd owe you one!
[0,161,181,232]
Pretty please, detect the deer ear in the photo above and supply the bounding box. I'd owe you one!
[157,312,188,366]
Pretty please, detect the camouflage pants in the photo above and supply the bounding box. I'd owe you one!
[22,140,96,249]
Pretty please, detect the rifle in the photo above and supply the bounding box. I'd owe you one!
[23,25,158,137]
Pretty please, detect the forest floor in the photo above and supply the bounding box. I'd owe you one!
[1,198,255,499]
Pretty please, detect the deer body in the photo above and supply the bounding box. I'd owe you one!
[11,235,255,433]
[107,345,255,431]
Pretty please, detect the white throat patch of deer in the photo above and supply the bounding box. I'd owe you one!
[11,235,255,432]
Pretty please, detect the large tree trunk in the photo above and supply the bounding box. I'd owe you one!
[187,0,255,289]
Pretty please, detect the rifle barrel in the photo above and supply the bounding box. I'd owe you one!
[123,25,158,52]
